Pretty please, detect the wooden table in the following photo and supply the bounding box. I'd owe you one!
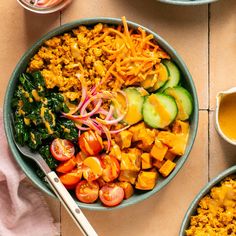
[1,0,236,235]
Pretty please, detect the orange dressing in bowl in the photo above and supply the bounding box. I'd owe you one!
[218,93,236,140]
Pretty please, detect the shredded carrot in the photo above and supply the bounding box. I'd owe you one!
[102,44,125,54]
[91,41,109,48]
[88,30,110,48]
[122,16,136,56]
[85,16,170,90]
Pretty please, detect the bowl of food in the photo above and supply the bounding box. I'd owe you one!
[17,0,72,14]
[4,17,198,210]
[157,0,218,5]
[180,166,236,235]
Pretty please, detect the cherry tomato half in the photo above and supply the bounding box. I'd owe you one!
[75,180,99,204]
[50,138,75,161]
[56,156,77,173]
[101,155,120,182]
[99,184,124,207]
[83,157,103,181]
[79,130,103,156]
[75,151,87,169]
[97,178,106,188]
[117,182,134,199]
[59,170,82,186]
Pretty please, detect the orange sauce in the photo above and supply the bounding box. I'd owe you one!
[149,94,170,127]
[218,93,236,140]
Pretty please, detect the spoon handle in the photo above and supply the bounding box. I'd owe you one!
[46,171,98,236]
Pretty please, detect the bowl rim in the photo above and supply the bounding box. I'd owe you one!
[4,17,199,210]
[157,0,218,5]
[179,165,236,235]
[17,0,72,14]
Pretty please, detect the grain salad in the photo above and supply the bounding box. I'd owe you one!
[12,17,193,207]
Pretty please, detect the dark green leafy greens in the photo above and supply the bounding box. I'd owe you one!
[12,71,77,170]
[39,145,58,170]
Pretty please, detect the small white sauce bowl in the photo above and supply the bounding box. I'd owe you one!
[215,87,236,146]
[17,0,72,14]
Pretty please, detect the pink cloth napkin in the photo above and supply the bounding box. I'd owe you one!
[0,110,59,236]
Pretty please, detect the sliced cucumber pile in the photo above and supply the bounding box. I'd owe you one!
[164,86,193,121]
[116,60,193,128]
[159,60,181,92]
[142,93,178,129]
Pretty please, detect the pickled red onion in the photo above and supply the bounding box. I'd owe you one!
[110,125,130,134]
[83,119,102,136]
[100,124,111,152]
[61,79,128,152]
[105,106,114,121]
[33,0,64,7]
[74,122,89,131]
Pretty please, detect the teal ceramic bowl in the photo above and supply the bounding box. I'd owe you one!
[4,17,198,210]
[179,166,236,235]
[157,0,218,5]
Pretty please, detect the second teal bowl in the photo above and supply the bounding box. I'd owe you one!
[179,165,236,235]
[4,17,199,210]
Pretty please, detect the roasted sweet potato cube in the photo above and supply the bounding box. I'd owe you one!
[115,130,133,149]
[172,120,190,135]
[129,122,156,149]
[117,181,134,199]
[137,141,152,152]
[140,128,156,146]
[159,160,176,177]
[157,131,187,156]
[120,152,141,171]
[164,151,177,161]
[129,122,146,142]
[152,159,165,169]
[109,143,122,161]
[127,148,142,156]
[118,170,138,184]
[141,153,152,169]
[135,171,158,190]
[150,139,168,161]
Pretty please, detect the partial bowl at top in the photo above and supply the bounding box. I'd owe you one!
[17,0,72,14]
[4,17,198,210]
[157,0,218,6]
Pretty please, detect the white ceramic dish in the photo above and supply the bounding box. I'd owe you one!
[157,0,218,6]
[215,87,236,146]
[17,0,72,14]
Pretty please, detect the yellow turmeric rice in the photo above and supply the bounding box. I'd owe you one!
[27,17,169,101]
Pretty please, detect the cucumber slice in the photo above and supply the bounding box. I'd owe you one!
[164,86,193,121]
[159,60,181,92]
[114,87,145,125]
[140,63,169,91]
[142,93,178,129]
[150,63,169,92]
[140,74,157,90]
